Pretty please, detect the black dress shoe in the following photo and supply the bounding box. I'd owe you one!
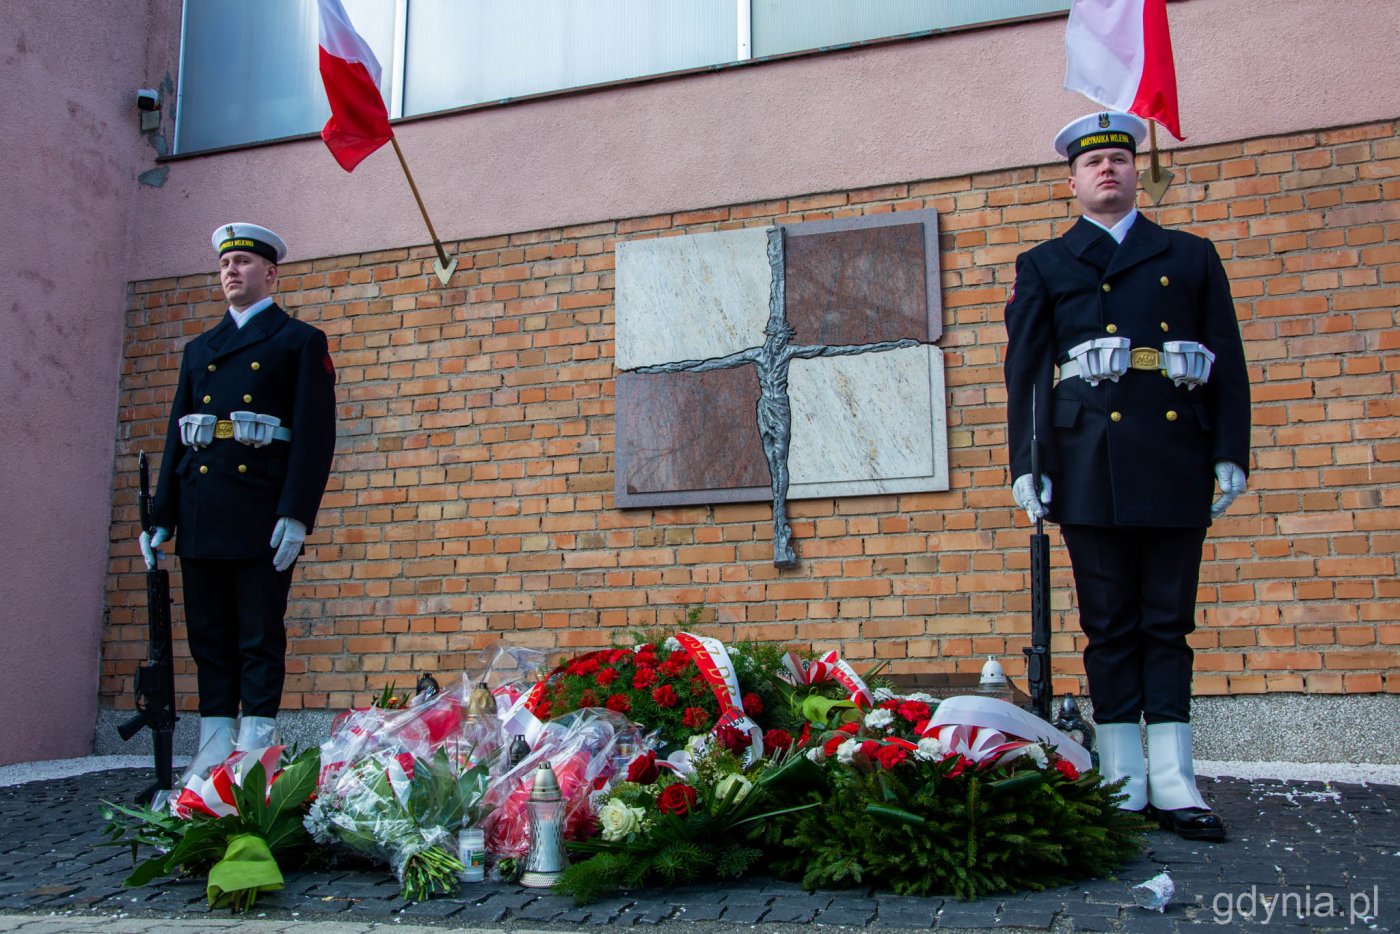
[1153,805,1226,841]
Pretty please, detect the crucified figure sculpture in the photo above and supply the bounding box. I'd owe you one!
[635,227,919,567]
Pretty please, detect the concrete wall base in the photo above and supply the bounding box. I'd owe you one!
[93,692,1400,764]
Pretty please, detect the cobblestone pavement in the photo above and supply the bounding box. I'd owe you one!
[0,768,1394,932]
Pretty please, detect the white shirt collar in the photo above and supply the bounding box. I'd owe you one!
[1083,208,1138,244]
[227,296,274,329]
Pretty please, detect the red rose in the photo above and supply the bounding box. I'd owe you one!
[742,692,764,716]
[627,751,660,784]
[656,782,698,816]
[394,752,416,780]
[534,700,552,719]
[874,744,908,769]
[605,693,631,713]
[651,685,679,708]
[859,740,880,757]
[764,729,793,752]
[597,667,619,686]
[631,667,657,689]
[715,724,752,753]
[682,707,710,729]
[1054,759,1080,781]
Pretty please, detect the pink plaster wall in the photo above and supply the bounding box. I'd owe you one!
[0,1,168,764]
[128,0,1400,279]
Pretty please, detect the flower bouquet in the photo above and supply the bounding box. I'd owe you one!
[306,746,492,901]
[757,695,1149,900]
[480,708,654,863]
[101,746,320,910]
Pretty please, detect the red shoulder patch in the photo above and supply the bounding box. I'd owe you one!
[323,354,335,376]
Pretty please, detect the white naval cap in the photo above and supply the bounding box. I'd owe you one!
[211,222,288,263]
[1054,111,1149,163]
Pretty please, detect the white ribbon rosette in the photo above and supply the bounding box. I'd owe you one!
[779,649,875,710]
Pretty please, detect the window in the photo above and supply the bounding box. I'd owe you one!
[174,0,1068,155]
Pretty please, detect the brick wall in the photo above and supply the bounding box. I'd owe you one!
[103,119,1400,712]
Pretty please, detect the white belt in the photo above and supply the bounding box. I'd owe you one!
[179,412,291,448]
[1059,340,1214,389]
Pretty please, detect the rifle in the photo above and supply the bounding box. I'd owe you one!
[1022,390,1053,723]
[117,451,178,805]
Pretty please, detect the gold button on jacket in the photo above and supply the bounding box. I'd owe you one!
[1106,323,1118,334]
[243,394,253,403]
[199,465,209,474]
[1110,411,1122,422]
[1101,282,1112,292]
[202,394,211,404]
[1166,410,1178,421]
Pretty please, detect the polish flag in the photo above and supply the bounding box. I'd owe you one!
[317,0,393,171]
[1064,0,1183,140]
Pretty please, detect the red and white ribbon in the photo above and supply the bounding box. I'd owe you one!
[173,746,283,819]
[780,650,874,710]
[676,632,764,765]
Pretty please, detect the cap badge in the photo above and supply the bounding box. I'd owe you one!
[1098,113,1111,128]
[225,225,236,240]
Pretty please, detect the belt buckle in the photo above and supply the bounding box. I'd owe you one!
[1129,348,1161,371]
[214,419,235,440]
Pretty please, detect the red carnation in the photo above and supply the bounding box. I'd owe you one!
[574,655,600,676]
[797,722,813,748]
[879,699,902,711]
[394,751,416,780]
[764,729,793,752]
[651,684,679,708]
[656,782,698,816]
[627,751,660,784]
[822,735,845,758]
[605,693,631,713]
[874,744,908,769]
[1054,759,1080,781]
[632,667,657,689]
[742,692,764,716]
[534,700,552,719]
[596,667,619,686]
[578,689,598,708]
[859,740,880,757]
[682,707,710,729]
[837,722,861,735]
[897,700,931,723]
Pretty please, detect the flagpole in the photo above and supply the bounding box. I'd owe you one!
[1141,119,1174,205]
[389,136,457,284]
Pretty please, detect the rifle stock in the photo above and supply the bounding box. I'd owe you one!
[123,452,177,803]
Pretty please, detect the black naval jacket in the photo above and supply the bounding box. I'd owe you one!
[152,303,337,559]
[1004,215,1250,528]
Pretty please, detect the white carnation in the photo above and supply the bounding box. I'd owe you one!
[836,739,860,764]
[864,709,894,730]
[805,747,825,763]
[663,637,681,651]
[1025,744,1048,769]
[914,737,947,762]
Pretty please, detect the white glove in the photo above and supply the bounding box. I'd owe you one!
[139,528,171,570]
[1210,461,1247,519]
[1012,473,1052,524]
[270,517,307,572]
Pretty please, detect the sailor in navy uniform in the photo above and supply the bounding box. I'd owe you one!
[139,223,336,782]
[1003,113,1250,841]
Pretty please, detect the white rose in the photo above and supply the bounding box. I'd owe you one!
[864,709,894,730]
[713,773,753,804]
[836,739,860,764]
[598,798,644,841]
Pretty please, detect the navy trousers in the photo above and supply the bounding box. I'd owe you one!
[1059,524,1208,725]
[180,557,294,718]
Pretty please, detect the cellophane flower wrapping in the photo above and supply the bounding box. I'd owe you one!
[480,708,658,859]
[307,677,504,898]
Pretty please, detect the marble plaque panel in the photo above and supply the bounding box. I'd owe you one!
[614,368,769,507]
[614,227,773,371]
[786,345,948,498]
[784,223,928,346]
